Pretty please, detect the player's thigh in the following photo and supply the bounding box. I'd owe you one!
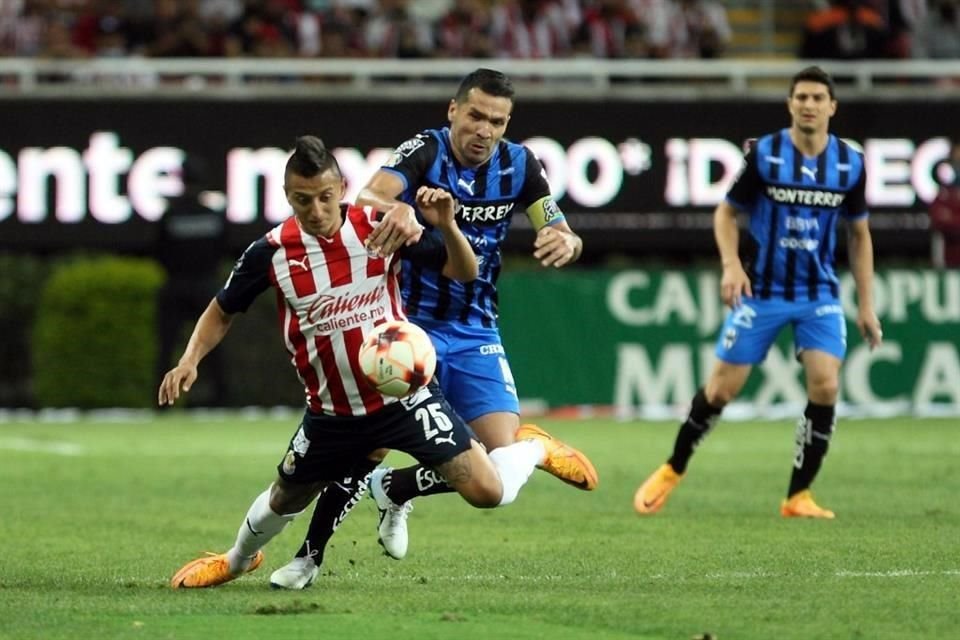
[435,440,503,508]
[714,299,789,365]
[469,411,520,450]
[799,349,842,404]
[439,331,519,423]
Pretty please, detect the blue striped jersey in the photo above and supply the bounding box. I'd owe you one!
[381,127,562,327]
[728,128,868,301]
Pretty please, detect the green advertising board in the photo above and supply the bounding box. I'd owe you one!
[498,269,960,416]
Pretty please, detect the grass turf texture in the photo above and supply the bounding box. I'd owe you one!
[1,416,956,640]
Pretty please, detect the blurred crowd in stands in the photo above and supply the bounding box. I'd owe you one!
[0,0,732,61]
[801,0,960,60]
[0,1,957,62]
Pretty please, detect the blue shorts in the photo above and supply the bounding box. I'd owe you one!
[277,381,474,484]
[413,318,519,422]
[715,297,847,365]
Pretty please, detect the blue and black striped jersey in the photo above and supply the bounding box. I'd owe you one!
[381,127,560,327]
[728,129,868,302]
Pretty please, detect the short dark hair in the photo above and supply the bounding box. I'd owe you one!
[455,68,515,104]
[285,135,341,178]
[790,65,836,100]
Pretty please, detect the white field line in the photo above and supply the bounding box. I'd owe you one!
[0,407,300,423]
[835,569,960,578]
[0,437,85,456]
[691,569,960,580]
[0,437,285,457]
[319,569,960,583]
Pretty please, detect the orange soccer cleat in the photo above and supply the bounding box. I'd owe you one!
[516,423,598,491]
[170,550,264,589]
[633,463,684,515]
[780,489,835,519]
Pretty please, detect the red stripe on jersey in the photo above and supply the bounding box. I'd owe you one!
[349,206,376,243]
[366,234,386,278]
[368,256,385,277]
[280,218,317,297]
[348,206,386,277]
[283,296,323,413]
[318,233,352,287]
[344,325,385,414]
[315,333,352,415]
[367,252,387,278]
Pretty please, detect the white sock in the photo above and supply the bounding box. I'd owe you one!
[226,487,298,573]
[488,439,545,506]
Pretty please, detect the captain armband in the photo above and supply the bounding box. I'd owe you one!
[526,196,565,231]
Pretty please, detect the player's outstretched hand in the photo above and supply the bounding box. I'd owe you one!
[533,226,577,268]
[720,260,753,308]
[158,364,198,406]
[415,186,456,229]
[857,310,883,350]
[367,202,423,257]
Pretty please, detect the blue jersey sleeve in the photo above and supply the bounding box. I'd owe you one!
[518,147,553,208]
[726,146,763,211]
[381,132,437,194]
[215,236,276,314]
[399,229,448,271]
[844,156,869,220]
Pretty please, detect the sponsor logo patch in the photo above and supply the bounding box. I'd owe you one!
[765,185,845,208]
[400,385,431,409]
[291,426,311,455]
[722,327,738,350]
[282,450,297,475]
[395,136,426,157]
[458,202,514,224]
[731,304,757,329]
[543,198,561,223]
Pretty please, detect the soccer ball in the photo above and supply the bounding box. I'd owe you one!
[358,320,436,398]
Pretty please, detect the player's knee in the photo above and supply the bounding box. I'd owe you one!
[457,480,502,509]
[808,380,839,404]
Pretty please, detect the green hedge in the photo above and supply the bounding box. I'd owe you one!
[32,256,165,408]
[0,253,51,407]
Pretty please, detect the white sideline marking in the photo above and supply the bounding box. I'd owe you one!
[333,569,960,583]
[836,569,960,578]
[700,569,960,580]
[0,438,285,457]
[0,437,84,456]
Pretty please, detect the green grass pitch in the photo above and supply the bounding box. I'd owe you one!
[1,415,957,639]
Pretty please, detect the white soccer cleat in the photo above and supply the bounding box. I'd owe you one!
[269,556,319,590]
[369,467,413,560]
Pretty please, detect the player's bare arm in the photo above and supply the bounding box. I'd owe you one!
[415,186,478,282]
[533,221,582,268]
[359,170,422,257]
[847,217,882,349]
[158,298,234,406]
[714,200,752,308]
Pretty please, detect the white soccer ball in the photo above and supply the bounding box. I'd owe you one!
[358,320,437,398]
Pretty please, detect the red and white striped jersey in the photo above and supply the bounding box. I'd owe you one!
[216,204,447,416]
